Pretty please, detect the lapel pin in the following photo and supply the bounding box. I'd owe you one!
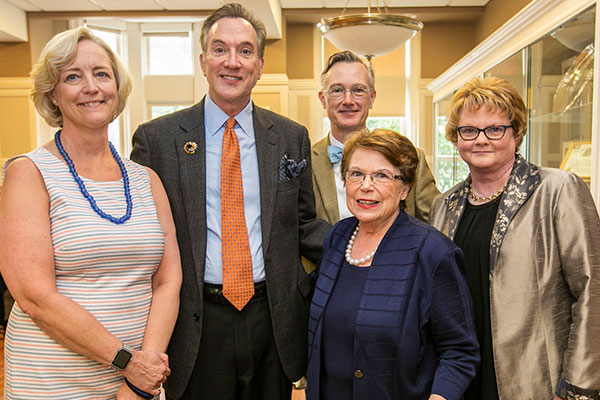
[183,141,198,155]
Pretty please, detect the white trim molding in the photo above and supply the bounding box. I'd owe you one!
[253,73,290,116]
[418,78,434,158]
[288,78,321,143]
[591,3,600,205]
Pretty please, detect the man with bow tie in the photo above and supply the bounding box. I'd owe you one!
[131,4,329,399]
[312,51,440,225]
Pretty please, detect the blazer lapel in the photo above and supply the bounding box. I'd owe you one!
[253,105,278,256]
[176,100,208,283]
[489,154,540,273]
[444,180,469,240]
[312,136,340,224]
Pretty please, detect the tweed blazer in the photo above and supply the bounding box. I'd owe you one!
[131,98,329,399]
[307,211,479,400]
[311,135,440,225]
[430,154,600,399]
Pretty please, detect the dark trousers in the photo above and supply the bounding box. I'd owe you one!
[181,289,292,400]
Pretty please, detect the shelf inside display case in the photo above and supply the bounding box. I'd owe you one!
[527,6,595,174]
[529,101,593,123]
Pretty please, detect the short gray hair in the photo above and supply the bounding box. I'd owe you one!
[200,3,267,59]
[320,50,375,90]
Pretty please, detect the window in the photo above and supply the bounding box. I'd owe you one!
[87,25,126,154]
[144,33,193,75]
[321,116,406,139]
[434,96,469,192]
[365,117,406,134]
[89,28,121,55]
[150,104,190,120]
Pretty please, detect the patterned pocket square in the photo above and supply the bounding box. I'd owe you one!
[279,154,307,182]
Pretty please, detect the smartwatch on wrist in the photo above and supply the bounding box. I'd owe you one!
[111,344,133,370]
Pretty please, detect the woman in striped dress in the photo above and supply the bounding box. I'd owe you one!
[0,27,182,399]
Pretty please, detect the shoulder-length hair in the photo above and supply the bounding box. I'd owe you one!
[30,27,132,128]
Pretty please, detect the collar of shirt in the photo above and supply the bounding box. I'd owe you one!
[328,131,352,219]
[204,93,254,136]
[328,132,344,150]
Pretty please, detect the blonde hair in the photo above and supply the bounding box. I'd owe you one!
[30,27,132,127]
[446,76,527,148]
[341,128,419,185]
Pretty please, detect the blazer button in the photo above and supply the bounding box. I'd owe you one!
[354,370,364,379]
[193,313,200,321]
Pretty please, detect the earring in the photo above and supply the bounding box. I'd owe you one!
[112,111,118,121]
[50,99,58,112]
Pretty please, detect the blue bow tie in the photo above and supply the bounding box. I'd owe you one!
[327,145,343,164]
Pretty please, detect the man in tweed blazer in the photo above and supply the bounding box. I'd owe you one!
[313,51,440,225]
[131,4,328,399]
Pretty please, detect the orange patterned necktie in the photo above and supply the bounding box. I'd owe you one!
[221,117,254,310]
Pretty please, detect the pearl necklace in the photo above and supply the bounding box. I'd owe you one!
[469,183,506,203]
[55,130,132,224]
[345,224,377,266]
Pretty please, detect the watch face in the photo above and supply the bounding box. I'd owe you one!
[113,348,132,369]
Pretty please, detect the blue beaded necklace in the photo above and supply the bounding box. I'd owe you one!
[55,130,132,224]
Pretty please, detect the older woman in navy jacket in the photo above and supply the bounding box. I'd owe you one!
[307,129,479,400]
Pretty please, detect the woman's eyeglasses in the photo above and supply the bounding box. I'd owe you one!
[456,125,512,141]
[345,169,402,185]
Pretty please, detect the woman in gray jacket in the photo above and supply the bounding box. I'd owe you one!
[430,76,600,400]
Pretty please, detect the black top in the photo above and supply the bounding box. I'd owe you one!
[321,259,369,400]
[455,196,501,400]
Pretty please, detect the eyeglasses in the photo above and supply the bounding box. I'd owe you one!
[325,84,371,99]
[345,169,402,185]
[456,125,513,141]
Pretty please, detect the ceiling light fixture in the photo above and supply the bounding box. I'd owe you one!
[317,0,423,61]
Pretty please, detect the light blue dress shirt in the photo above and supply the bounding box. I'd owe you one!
[204,94,264,284]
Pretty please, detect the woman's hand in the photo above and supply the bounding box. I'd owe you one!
[429,395,447,400]
[116,382,145,399]
[123,350,169,396]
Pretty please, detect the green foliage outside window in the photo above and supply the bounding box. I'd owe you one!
[365,117,405,134]
[151,105,189,120]
[321,117,406,139]
[435,116,469,192]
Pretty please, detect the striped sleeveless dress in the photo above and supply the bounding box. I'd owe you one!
[3,147,165,399]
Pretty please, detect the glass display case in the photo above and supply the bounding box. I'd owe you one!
[528,7,594,183]
[431,1,596,191]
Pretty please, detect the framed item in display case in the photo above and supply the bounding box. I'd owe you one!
[560,140,592,180]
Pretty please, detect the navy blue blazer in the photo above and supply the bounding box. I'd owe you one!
[307,211,479,400]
